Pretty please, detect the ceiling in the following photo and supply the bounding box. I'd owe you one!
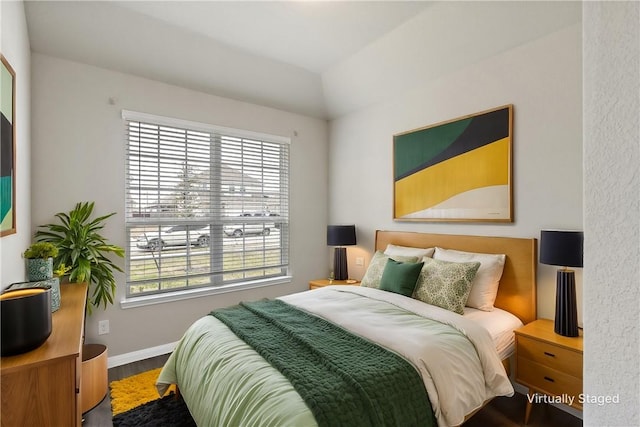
[114,1,431,74]
[24,1,433,119]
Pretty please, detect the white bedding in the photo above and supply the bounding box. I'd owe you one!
[158,285,515,427]
[463,306,523,359]
[282,286,514,426]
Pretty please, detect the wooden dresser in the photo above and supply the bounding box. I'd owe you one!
[1,283,87,427]
[514,318,583,424]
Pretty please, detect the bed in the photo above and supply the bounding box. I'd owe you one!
[157,230,537,427]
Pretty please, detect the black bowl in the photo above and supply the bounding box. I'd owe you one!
[1,288,52,356]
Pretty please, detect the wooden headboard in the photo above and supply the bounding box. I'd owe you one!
[375,230,537,324]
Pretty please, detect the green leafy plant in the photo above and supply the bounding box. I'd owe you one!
[53,263,72,278]
[23,242,58,259]
[35,201,125,312]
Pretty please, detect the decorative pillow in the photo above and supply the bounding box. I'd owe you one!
[433,247,506,311]
[360,251,419,289]
[379,259,424,297]
[413,257,481,315]
[384,244,435,259]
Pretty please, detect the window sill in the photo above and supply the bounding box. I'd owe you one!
[120,276,292,309]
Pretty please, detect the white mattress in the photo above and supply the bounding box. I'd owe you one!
[463,306,523,360]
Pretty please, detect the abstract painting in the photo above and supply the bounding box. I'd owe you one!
[393,105,513,222]
[1,55,16,236]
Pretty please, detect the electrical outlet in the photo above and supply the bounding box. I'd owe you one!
[98,320,110,335]
[355,257,364,266]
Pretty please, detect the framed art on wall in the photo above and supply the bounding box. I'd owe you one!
[393,105,513,222]
[1,55,16,236]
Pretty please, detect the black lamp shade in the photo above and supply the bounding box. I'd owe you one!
[327,225,356,281]
[540,230,583,268]
[540,230,583,337]
[327,225,356,247]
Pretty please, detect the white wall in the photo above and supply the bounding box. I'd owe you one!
[30,53,329,356]
[0,1,31,289]
[328,9,583,323]
[583,2,639,425]
[25,1,327,119]
[323,1,581,119]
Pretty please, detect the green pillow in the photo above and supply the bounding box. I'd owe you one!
[360,251,419,289]
[379,259,424,297]
[413,257,480,314]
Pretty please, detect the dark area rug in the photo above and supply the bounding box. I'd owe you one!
[112,394,196,427]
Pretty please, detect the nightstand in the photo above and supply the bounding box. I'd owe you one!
[514,319,583,424]
[308,279,360,290]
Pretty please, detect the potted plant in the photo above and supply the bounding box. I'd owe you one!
[23,242,58,281]
[34,201,124,413]
[34,201,124,313]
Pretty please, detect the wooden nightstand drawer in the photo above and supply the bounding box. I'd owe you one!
[309,279,360,290]
[514,319,584,423]
[517,358,582,409]
[517,336,582,378]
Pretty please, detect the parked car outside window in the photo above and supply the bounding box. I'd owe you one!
[223,211,280,237]
[136,225,209,251]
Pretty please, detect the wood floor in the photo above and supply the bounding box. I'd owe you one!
[83,354,583,427]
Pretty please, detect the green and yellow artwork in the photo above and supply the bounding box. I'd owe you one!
[394,105,513,222]
[1,55,16,236]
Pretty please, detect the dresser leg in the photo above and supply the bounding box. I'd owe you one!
[524,399,533,424]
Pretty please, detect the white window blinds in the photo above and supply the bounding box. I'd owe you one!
[123,110,290,297]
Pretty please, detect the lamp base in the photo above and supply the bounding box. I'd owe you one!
[333,247,348,281]
[554,269,579,337]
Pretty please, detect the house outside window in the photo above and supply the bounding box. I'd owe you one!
[123,110,290,300]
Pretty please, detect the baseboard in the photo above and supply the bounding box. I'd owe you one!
[512,382,583,420]
[107,341,178,369]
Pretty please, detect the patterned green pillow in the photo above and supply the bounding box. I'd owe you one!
[360,251,419,289]
[413,257,481,314]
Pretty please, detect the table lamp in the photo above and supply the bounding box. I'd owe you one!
[327,225,356,280]
[539,230,583,337]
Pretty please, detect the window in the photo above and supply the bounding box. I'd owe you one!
[124,110,290,300]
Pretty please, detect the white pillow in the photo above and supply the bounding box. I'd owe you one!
[433,247,506,311]
[384,244,434,259]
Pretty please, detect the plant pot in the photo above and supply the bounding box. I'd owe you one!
[0,288,52,356]
[26,257,53,281]
[81,343,108,413]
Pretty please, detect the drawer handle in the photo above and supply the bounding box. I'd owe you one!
[543,351,556,358]
[544,376,555,383]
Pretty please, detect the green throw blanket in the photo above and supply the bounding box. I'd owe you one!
[211,299,436,427]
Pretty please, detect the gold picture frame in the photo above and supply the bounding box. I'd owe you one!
[393,105,513,222]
